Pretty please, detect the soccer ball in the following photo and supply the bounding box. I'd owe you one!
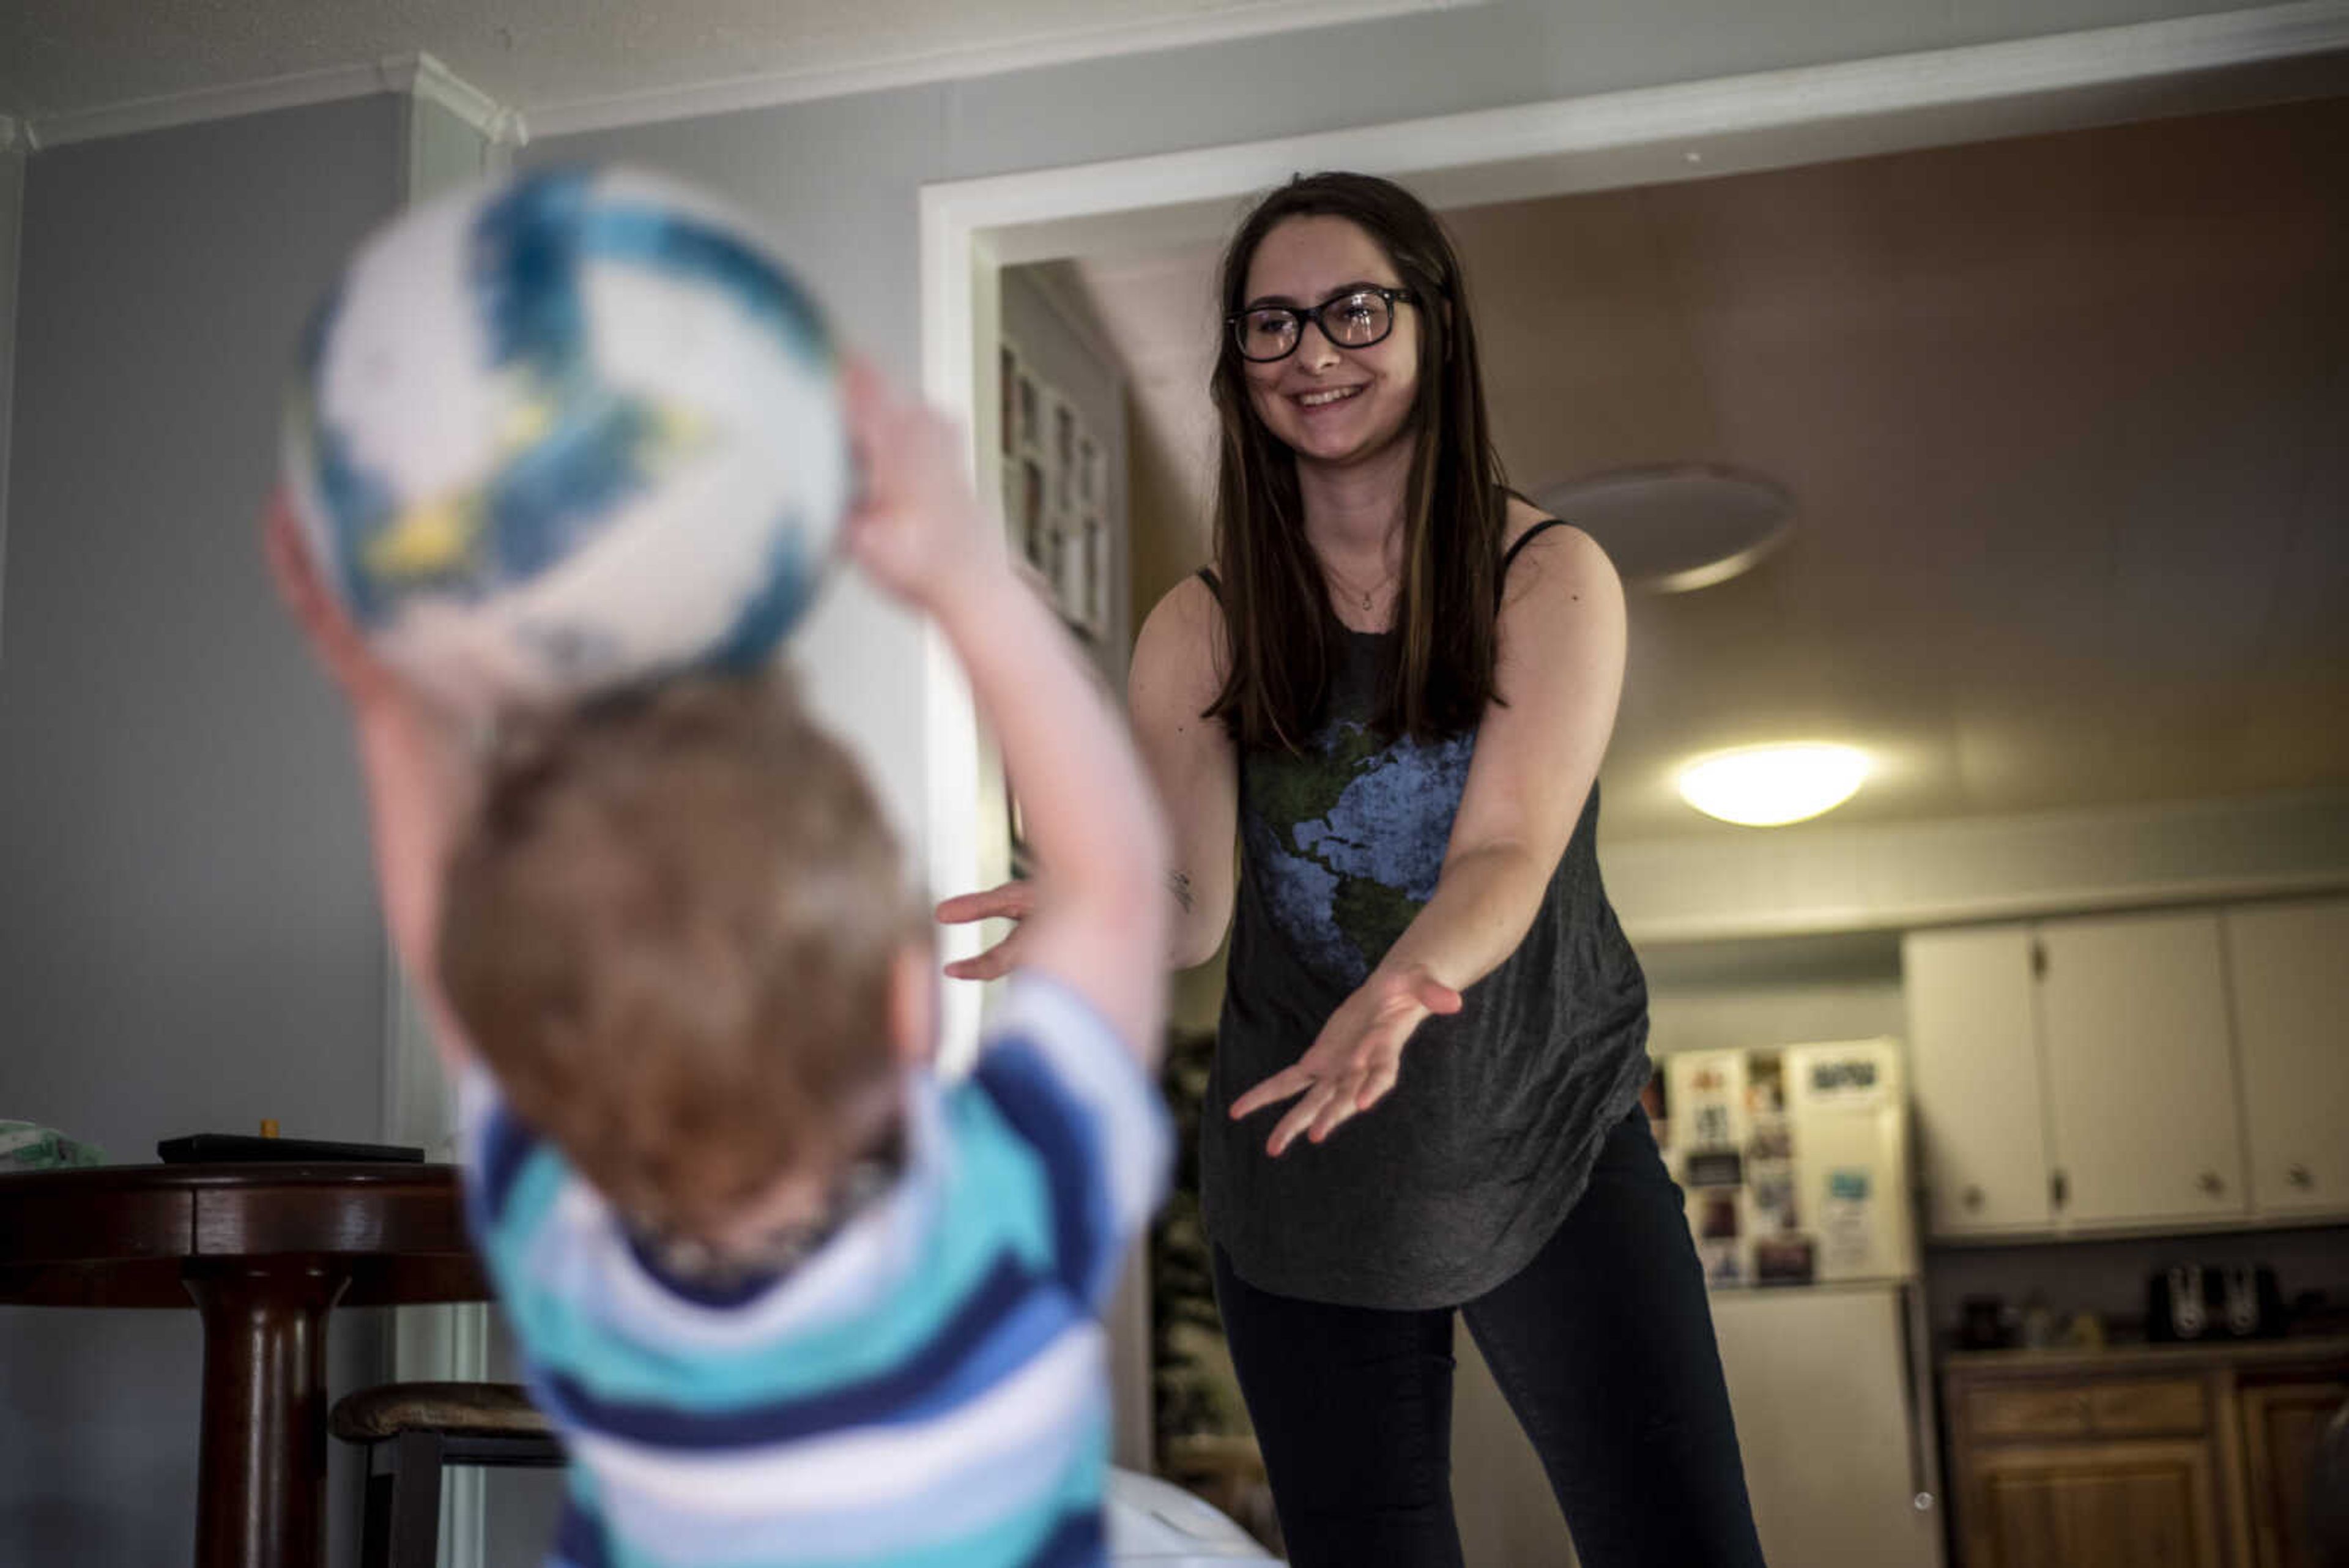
[281,164,851,715]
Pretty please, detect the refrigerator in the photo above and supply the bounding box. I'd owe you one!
[1658,1040,1945,1568]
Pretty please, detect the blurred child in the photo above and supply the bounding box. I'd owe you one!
[269,360,1172,1566]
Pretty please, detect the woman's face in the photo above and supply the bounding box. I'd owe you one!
[1236,215,1422,471]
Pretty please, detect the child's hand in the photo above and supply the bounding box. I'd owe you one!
[837,355,1008,613]
[265,493,478,1032]
[264,494,402,710]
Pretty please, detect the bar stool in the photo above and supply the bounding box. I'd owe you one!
[332,1382,565,1568]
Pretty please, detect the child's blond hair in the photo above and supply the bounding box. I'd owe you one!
[437,673,919,1240]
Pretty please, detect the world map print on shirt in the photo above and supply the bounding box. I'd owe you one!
[1241,712,1475,989]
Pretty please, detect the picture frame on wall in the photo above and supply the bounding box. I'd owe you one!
[1015,368,1041,456]
[1080,515,1106,635]
[998,343,1021,458]
[1086,442,1111,519]
[1077,434,1100,511]
[1045,522,1070,623]
[1019,457,1047,571]
[1051,395,1078,513]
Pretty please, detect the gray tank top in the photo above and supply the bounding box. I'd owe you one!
[1200,526,1654,1309]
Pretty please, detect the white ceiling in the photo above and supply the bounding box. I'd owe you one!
[1042,95,2349,841]
[0,0,1442,131]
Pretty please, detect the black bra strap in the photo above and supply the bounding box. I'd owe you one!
[1196,565,1223,598]
[1503,516,1572,574]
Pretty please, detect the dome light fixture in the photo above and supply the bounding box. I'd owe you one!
[1678,743,1870,827]
[1531,464,1795,594]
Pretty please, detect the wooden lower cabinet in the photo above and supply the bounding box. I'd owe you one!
[2240,1380,2347,1568]
[1965,1440,2221,1568]
[1943,1346,2349,1568]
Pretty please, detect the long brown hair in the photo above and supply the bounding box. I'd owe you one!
[1206,171,1508,751]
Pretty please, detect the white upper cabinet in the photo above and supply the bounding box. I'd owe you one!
[2222,899,2349,1220]
[1902,899,2345,1241]
[2035,912,2247,1228]
[1904,926,2052,1236]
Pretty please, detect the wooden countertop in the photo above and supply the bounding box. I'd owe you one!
[1943,1335,2349,1375]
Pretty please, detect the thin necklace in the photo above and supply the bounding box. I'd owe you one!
[1326,559,1393,614]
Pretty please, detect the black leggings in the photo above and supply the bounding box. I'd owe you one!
[1211,1110,1767,1568]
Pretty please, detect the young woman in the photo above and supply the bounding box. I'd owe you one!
[949,173,1766,1567]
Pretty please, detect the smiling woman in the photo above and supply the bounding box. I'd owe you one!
[1143,173,1765,1568]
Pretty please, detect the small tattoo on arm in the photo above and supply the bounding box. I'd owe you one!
[1167,871,1194,913]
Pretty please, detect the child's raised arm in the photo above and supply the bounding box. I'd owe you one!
[264,497,480,1072]
[840,363,1170,1064]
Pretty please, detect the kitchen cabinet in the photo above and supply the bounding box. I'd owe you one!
[2224,901,2349,1222]
[1907,926,2052,1236]
[2239,1378,2347,1568]
[1950,1366,2224,1568]
[2037,913,2246,1228]
[1906,897,2349,1242]
[1964,1439,2222,1568]
[1944,1342,2349,1568]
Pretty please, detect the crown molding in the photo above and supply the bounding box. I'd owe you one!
[523,0,1469,140]
[20,51,525,151]
[386,52,530,147]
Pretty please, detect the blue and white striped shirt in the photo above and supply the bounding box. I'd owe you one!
[456,973,1173,1567]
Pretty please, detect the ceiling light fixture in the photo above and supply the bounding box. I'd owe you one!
[1530,464,1795,593]
[1678,743,1870,827]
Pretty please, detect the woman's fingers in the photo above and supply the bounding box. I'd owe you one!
[1355,1056,1401,1112]
[1229,1061,1318,1121]
[1305,1076,1364,1145]
[1236,973,1443,1149]
[1267,1080,1340,1157]
[935,881,1032,925]
[937,881,1033,979]
[941,927,1025,981]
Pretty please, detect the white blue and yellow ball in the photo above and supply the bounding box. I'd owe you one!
[281,164,850,714]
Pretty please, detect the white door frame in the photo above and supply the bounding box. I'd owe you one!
[914,3,2349,971]
[380,83,521,1568]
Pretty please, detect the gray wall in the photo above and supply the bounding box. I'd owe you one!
[0,97,406,1567]
[0,132,20,645]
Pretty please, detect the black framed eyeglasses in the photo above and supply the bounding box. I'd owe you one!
[1226,285,1417,363]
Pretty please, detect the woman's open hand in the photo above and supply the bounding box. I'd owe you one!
[934,879,1034,981]
[1228,962,1463,1156]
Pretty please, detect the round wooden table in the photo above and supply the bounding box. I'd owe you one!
[0,1162,489,1568]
